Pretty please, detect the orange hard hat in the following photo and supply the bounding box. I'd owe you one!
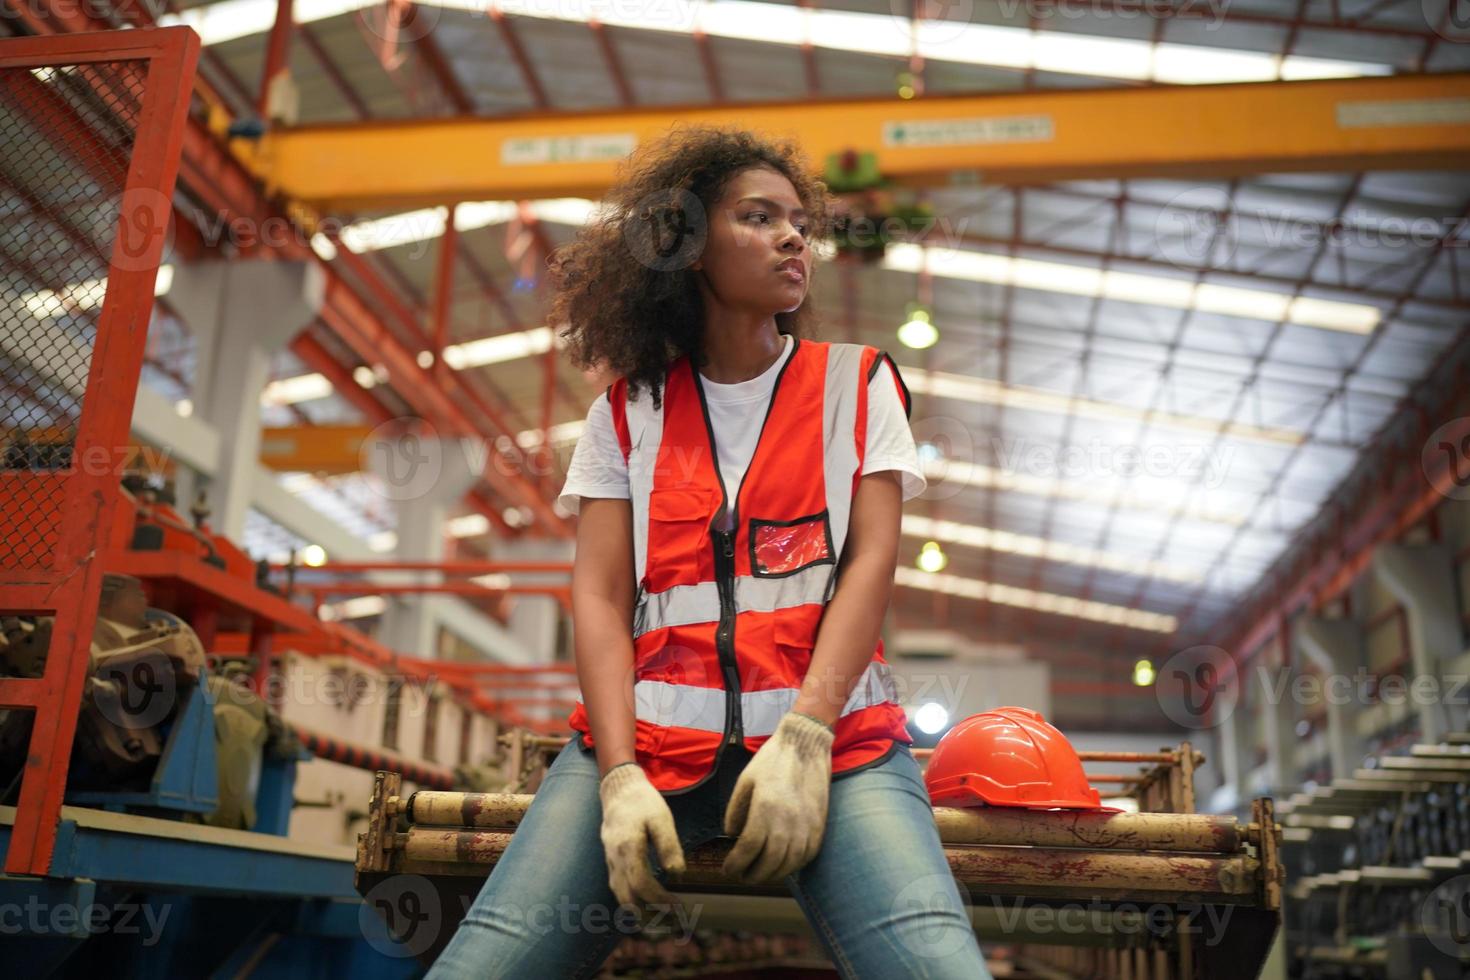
[924,706,1117,811]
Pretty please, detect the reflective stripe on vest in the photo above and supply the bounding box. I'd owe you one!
[632,565,832,638]
[576,659,899,737]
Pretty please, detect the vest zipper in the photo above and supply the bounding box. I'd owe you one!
[689,337,801,765]
[713,526,741,749]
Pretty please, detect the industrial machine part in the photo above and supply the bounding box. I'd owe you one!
[0,591,301,831]
[203,672,273,831]
[1282,736,1470,978]
[121,483,259,585]
[0,616,50,679]
[356,740,1285,977]
[0,609,196,799]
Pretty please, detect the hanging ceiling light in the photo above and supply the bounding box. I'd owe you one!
[1133,658,1156,686]
[914,702,950,734]
[916,540,947,573]
[898,305,938,350]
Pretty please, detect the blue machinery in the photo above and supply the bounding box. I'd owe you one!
[0,677,424,978]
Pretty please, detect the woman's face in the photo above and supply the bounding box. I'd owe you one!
[692,167,811,315]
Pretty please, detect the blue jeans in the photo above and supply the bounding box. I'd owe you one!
[428,736,990,979]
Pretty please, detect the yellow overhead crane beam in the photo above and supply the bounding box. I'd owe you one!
[259,425,372,475]
[257,73,1470,212]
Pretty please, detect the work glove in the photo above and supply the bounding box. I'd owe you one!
[722,711,835,883]
[598,762,687,911]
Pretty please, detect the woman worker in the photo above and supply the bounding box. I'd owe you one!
[428,126,989,979]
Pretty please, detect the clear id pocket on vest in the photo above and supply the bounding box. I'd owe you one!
[748,511,835,578]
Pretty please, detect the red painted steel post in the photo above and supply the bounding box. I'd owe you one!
[0,28,201,877]
[258,0,296,120]
[432,204,458,385]
[250,621,277,709]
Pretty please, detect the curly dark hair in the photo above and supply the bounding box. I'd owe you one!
[548,125,836,410]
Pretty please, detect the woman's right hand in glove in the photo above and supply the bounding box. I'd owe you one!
[598,762,687,910]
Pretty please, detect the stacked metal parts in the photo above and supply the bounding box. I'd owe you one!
[1283,735,1470,978]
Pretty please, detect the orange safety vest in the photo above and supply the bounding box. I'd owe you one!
[568,337,915,793]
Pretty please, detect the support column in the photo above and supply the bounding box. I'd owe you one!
[493,535,573,662]
[1372,543,1464,741]
[1210,707,1252,815]
[375,436,481,657]
[1296,617,1367,781]
[167,260,325,540]
[1255,663,1296,797]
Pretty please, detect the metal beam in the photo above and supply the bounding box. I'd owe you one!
[258,73,1470,210]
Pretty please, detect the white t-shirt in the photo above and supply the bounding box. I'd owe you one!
[557,335,926,524]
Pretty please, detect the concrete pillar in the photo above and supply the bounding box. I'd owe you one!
[1296,617,1367,781]
[493,535,574,662]
[375,436,481,657]
[171,463,202,521]
[1373,543,1464,740]
[1255,664,1296,797]
[166,260,325,539]
[1210,706,1252,815]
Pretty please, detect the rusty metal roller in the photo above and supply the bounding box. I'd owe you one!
[404,789,1246,853]
[395,829,1260,905]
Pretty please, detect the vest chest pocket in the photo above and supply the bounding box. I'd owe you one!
[749,510,835,578]
[645,487,714,589]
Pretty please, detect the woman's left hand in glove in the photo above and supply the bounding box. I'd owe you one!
[721,711,835,883]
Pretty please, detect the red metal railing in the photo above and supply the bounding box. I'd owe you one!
[0,27,201,876]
